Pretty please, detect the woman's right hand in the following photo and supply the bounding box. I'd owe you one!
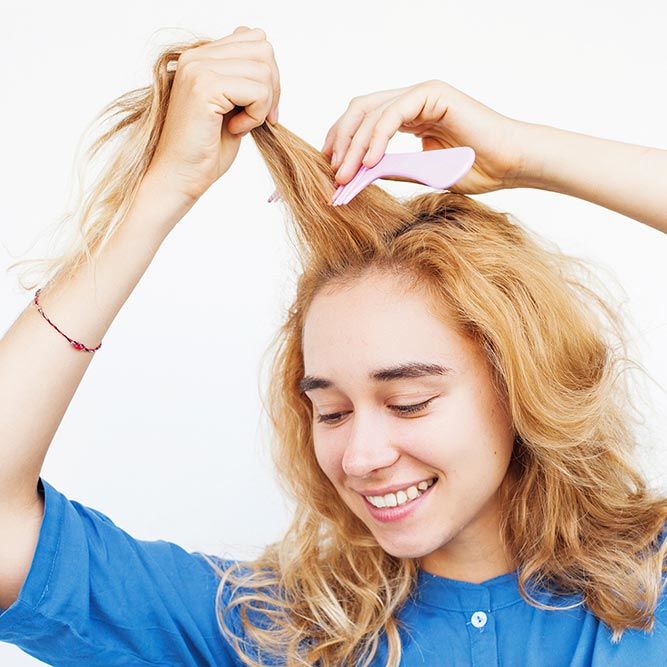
[321,79,531,195]
[145,26,281,204]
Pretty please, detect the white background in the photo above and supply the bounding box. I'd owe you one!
[1,1,666,664]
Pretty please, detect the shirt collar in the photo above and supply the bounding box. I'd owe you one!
[414,567,524,612]
[413,567,583,612]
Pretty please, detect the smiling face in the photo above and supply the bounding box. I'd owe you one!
[301,267,517,582]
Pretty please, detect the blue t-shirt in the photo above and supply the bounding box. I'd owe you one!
[1,477,666,666]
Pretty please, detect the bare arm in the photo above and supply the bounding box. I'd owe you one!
[0,24,282,613]
[514,122,667,235]
[0,175,192,608]
[0,175,192,505]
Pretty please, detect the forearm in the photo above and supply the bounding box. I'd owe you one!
[0,173,193,506]
[515,122,667,235]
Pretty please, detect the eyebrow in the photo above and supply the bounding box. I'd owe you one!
[299,361,455,394]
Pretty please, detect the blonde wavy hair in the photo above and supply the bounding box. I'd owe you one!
[8,35,667,667]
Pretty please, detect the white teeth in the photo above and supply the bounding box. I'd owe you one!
[366,478,436,509]
[384,493,398,507]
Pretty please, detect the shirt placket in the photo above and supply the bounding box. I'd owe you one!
[464,587,498,667]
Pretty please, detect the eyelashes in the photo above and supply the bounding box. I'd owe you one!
[316,396,438,425]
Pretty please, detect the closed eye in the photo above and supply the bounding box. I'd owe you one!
[316,396,438,425]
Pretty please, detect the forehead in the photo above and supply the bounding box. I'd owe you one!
[302,270,469,370]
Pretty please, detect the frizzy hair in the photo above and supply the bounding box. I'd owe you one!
[8,34,667,667]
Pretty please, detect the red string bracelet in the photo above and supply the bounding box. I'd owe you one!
[33,288,102,353]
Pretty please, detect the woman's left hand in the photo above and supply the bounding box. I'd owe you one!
[321,79,530,195]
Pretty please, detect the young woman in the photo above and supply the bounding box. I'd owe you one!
[0,24,666,667]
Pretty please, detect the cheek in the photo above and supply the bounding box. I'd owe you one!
[447,383,514,454]
[313,441,341,483]
[455,435,514,496]
[432,394,514,480]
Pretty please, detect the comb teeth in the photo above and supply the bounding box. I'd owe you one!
[332,165,370,206]
[331,184,345,205]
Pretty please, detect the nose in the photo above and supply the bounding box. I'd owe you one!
[340,408,399,478]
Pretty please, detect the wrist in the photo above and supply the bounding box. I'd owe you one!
[131,170,199,237]
[507,121,551,191]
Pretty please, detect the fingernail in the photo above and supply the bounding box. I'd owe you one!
[331,152,338,167]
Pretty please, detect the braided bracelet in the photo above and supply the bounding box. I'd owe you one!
[34,288,102,353]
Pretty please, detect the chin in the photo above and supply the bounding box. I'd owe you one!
[374,534,438,560]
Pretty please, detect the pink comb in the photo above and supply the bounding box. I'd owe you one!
[267,146,475,206]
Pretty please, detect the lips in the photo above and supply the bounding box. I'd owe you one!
[356,476,437,498]
[363,477,438,523]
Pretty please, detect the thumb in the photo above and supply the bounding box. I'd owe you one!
[221,110,244,142]
[223,106,247,136]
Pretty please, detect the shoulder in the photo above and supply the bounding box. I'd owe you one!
[0,477,244,666]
